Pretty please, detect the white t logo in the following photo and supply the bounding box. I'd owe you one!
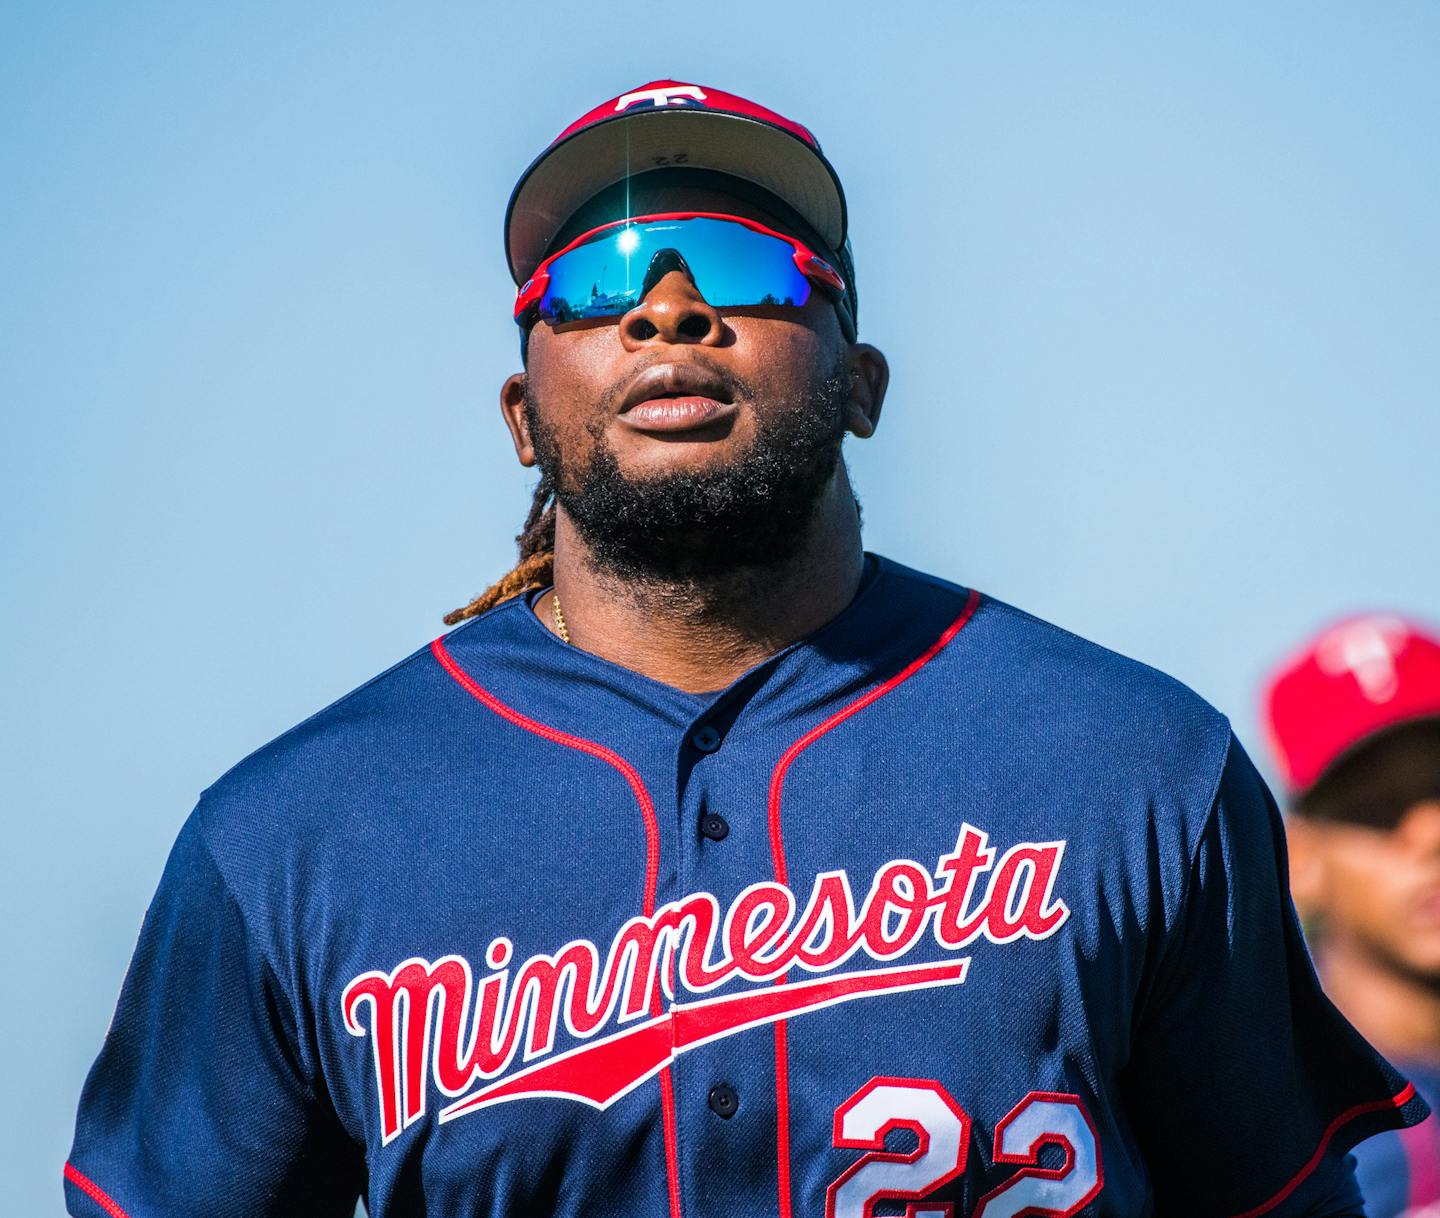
[614,84,707,112]
[1316,617,1410,702]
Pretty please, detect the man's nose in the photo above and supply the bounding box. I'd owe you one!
[1396,799,1440,858]
[619,271,724,349]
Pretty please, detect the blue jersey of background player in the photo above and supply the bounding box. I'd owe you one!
[67,79,1428,1218]
[1264,617,1440,1215]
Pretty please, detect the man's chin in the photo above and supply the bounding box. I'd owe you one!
[1365,929,1440,989]
[1399,941,1440,983]
[559,471,830,585]
[605,415,751,474]
[604,445,754,489]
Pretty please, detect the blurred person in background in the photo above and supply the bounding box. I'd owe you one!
[1265,615,1440,1214]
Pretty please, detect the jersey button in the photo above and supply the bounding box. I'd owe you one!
[691,725,723,753]
[700,813,730,841]
[708,1083,740,1119]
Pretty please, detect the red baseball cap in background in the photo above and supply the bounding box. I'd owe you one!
[1262,614,1440,794]
[503,79,849,285]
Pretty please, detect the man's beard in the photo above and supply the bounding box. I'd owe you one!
[526,356,852,587]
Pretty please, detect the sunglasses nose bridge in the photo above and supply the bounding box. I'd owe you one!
[639,247,695,298]
[619,270,725,348]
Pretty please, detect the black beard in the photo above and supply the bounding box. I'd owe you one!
[527,358,851,586]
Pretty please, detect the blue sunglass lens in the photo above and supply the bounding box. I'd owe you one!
[537,218,811,324]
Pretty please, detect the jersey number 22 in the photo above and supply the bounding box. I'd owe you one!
[825,1077,1102,1218]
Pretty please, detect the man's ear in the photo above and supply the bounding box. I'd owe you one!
[500,373,536,467]
[843,343,889,439]
[1285,815,1328,918]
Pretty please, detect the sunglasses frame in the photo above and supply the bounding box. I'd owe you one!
[513,211,847,326]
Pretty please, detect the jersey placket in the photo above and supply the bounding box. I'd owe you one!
[642,572,978,1218]
[663,680,791,1218]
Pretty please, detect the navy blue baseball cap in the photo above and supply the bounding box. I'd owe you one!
[505,79,858,338]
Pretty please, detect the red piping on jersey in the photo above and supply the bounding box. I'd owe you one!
[63,1164,133,1218]
[773,1018,792,1211]
[764,587,983,1218]
[430,636,682,1218]
[432,637,660,914]
[659,1070,683,1218]
[1228,1082,1418,1218]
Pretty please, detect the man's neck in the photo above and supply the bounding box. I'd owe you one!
[1321,932,1440,1066]
[542,474,867,693]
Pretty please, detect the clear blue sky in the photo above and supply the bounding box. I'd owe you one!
[2,3,1436,1209]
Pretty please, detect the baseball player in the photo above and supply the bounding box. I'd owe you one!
[68,80,1427,1218]
[1263,616,1440,1214]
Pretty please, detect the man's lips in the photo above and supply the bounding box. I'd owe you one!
[622,396,737,432]
[618,364,737,433]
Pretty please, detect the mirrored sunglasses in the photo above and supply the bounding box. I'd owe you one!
[514,212,846,328]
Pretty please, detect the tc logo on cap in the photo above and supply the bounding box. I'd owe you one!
[614,84,708,112]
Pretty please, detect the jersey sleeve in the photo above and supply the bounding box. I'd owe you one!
[1120,736,1429,1217]
[65,813,363,1218]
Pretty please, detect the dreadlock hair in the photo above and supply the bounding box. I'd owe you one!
[443,475,556,625]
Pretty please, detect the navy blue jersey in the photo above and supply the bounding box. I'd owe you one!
[67,557,1427,1218]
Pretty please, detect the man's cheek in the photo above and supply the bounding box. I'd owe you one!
[1324,841,1397,914]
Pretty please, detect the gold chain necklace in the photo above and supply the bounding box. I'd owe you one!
[551,592,570,644]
